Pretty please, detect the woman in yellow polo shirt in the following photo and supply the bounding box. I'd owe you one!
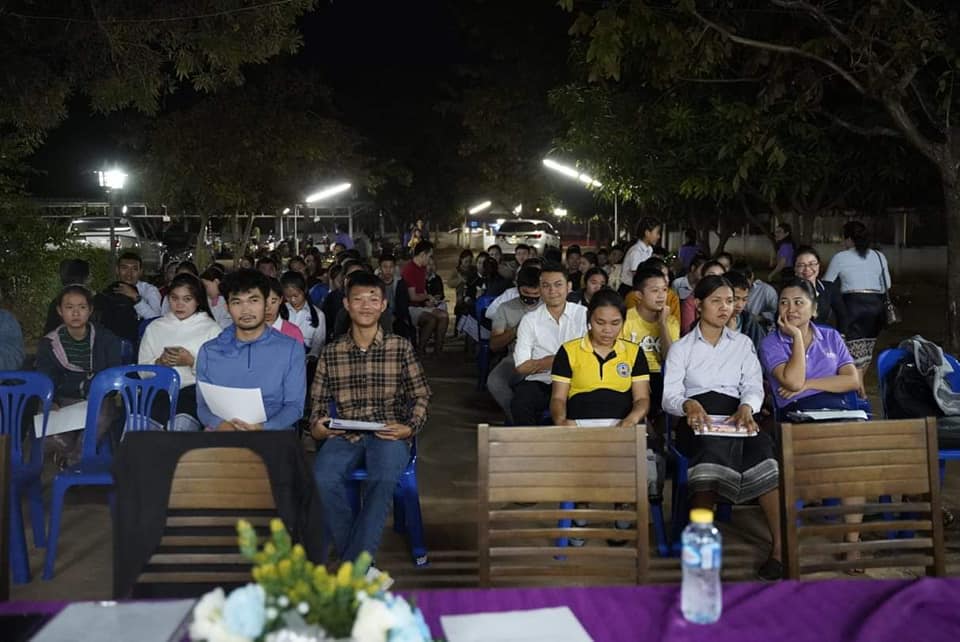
[550,289,651,426]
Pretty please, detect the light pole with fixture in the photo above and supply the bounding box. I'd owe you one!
[297,182,352,254]
[463,200,492,248]
[97,168,128,260]
[542,158,618,243]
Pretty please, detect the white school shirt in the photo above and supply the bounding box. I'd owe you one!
[672,275,693,301]
[208,295,233,329]
[662,324,765,416]
[513,301,588,384]
[745,280,779,326]
[285,302,326,349]
[823,248,891,293]
[134,281,162,319]
[620,240,653,290]
[485,287,519,320]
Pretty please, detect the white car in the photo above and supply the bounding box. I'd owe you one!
[67,217,165,273]
[494,219,560,255]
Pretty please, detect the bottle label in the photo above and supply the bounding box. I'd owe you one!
[681,544,701,568]
[682,542,721,570]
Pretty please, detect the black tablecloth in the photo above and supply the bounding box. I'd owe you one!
[112,431,323,598]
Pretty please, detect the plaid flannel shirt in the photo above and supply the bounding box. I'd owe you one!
[309,329,431,433]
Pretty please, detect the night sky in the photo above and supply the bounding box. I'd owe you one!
[27,0,578,208]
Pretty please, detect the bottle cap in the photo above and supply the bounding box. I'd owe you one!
[690,508,714,524]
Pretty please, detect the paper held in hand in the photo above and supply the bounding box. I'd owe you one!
[699,415,755,438]
[34,402,88,439]
[197,382,266,424]
[329,418,387,432]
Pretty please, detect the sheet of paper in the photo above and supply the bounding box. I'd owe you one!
[787,409,868,422]
[329,418,386,431]
[699,415,753,438]
[34,402,88,439]
[575,418,620,427]
[32,600,195,642]
[197,382,266,424]
[442,607,593,642]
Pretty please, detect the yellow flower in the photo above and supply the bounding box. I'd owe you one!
[278,559,292,577]
[264,542,277,557]
[237,519,253,532]
[336,562,353,586]
[291,544,306,560]
[270,518,285,533]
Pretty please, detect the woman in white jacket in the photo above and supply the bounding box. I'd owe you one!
[139,273,222,430]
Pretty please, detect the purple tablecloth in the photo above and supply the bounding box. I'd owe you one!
[3,577,959,641]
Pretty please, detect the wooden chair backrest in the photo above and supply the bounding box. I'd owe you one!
[138,447,277,589]
[477,424,649,587]
[0,435,9,600]
[780,418,945,579]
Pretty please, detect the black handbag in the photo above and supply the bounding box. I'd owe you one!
[875,250,901,325]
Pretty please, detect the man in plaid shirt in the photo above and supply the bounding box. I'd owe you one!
[310,271,431,561]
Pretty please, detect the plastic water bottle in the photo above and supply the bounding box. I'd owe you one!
[681,508,722,624]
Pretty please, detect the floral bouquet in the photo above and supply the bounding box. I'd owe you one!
[189,519,434,642]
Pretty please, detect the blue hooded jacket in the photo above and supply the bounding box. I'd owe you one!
[196,325,306,430]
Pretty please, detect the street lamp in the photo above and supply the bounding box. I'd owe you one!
[300,182,352,254]
[96,167,128,259]
[469,200,492,215]
[542,157,618,242]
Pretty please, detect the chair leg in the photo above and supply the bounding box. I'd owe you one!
[651,499,669,558]
[399,473,428,566]
[9,487,31,584]
[940,458,946,487]
[670,456,690,556]
[43,479,70,581]
[28,479,46,548]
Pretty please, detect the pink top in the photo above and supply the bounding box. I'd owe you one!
[272,317,304,344]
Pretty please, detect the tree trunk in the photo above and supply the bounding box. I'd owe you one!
[194,211,210,269]
[941,172,960,353]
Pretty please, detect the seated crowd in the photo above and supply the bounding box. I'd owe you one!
[0,218,894,581]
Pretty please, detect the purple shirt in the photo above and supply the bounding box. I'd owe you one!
[759,323,854,407]
[678,244,699,269]
[777,242,795,267]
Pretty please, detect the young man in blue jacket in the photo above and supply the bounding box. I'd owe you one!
[196,269,306,431]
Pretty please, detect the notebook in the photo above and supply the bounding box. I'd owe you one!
[31,600,195,642]
[786,409,868,422]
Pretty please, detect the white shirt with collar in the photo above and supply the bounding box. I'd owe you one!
[662,323,764,416]
[621,239,653,290]
[134,281,162,319]
[485,287,519,320]
[513,301,588,384]
[285,302,326,350]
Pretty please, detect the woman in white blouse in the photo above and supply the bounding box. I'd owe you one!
[663,275,782,581]
[138,273,222,430]
[823,221,891,394]
[281,270,326,352]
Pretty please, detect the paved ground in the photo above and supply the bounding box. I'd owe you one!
[9,249,960,599]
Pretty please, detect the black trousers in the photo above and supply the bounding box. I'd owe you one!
[510,380,552,426]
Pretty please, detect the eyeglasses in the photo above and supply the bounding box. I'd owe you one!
[796,261,819,270]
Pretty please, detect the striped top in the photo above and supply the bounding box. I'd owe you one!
[58,326,92,374]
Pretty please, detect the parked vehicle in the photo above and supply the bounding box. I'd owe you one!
[494,219,561,255]
[67,217,165,273]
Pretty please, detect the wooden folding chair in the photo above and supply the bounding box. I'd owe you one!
[477,424,649,587]
[136,447,278,590]
[780,418,945,579]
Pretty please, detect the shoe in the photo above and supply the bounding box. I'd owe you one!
[945,508,956,527]
[756,557,783,581]
[569,537,586,547]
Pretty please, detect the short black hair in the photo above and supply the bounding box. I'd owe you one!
[731,261,754,279]
[543,247,563,263]
[280,270,307,293]
[587,288,626,321]
[583,266,608,285]
[638,256,668,272]
[200,265,224,281]
[59,258,90,286]
[176,261,199,275]
[540,261,566,278]
[515,243,531,253]
[413,240,434,257]
[256,256,278,269]
[345,270,387,297]
[378,254,396,265]
[516,264,542,288]
[636,217,661,237]
[56,284,94,308]
[222,268,270,300]
[701,259,726,274]
[565,244,582,258]
[117,251,142,266]
[581,251,598,267]
[633,268,667,291]
[725,270,751,291]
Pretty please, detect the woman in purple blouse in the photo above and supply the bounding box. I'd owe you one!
[759,279,859,413]
[768,223,796,284]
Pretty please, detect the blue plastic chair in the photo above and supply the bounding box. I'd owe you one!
[119,339,136,365]
[0,371,54,584]
[43,365,179,580]
[137,317,157,340]
[323,402,428,566]
[877,347,960,484]
[475,294,497,390]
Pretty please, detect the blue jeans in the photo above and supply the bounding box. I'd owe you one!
[313,434,410,561]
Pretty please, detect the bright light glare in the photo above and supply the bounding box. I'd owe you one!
[282,207,291,214]
[98,169,127,190]
[121,205,128,214]
[554,208,568,218]
[513,204,522,215]
[305,182,351,203]
[542,158,602,188]
[468,200,492,215]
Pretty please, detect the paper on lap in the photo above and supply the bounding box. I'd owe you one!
[197,382,266,424]
[575,418,619,427]
[329,418,386,431]
[442,607,593,642]
[700,415,754,438]
[34,402,88,439]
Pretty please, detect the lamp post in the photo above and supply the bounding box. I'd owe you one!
[97,168,127,261]
[542,158,618,243]
[463,200,491,249]
[300,182,352,255]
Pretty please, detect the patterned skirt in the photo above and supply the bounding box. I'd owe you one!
[842,293,885,369]
[676,392,779,504]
